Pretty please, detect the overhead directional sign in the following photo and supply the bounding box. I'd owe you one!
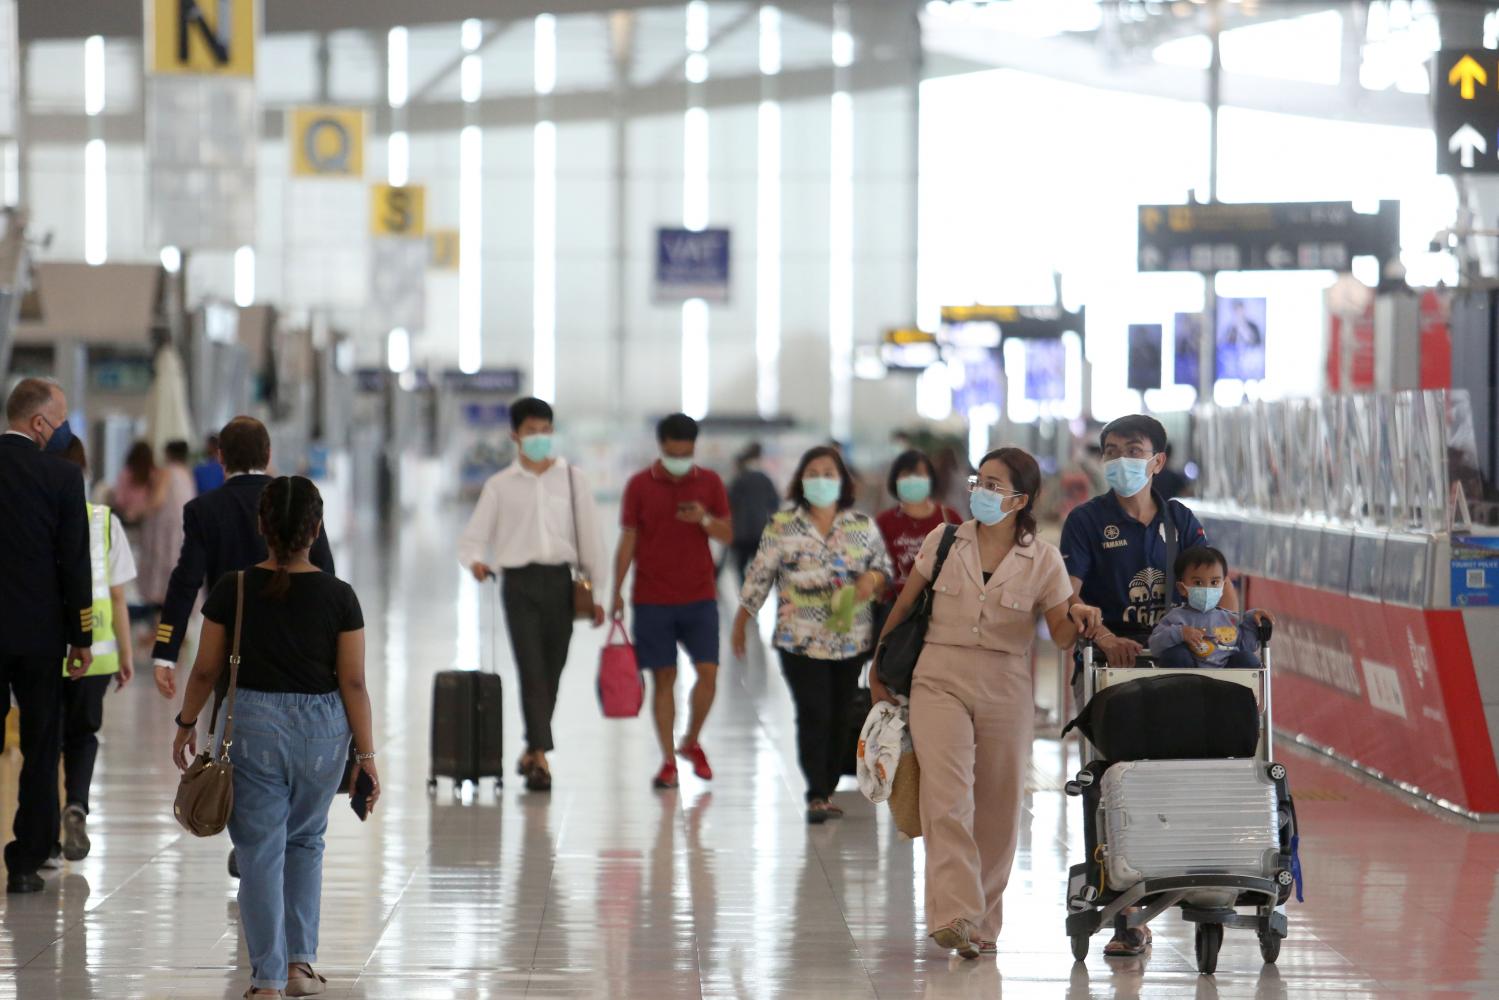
[1136,200,1400,273]
[939,304,1085,339]
[1435,49,1499,175]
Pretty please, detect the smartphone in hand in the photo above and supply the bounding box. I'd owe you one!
[350,769,376,821]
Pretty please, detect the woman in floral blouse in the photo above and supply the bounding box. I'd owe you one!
[732,445,892,824]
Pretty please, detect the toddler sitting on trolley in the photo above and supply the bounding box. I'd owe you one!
[1147,546,1269,670]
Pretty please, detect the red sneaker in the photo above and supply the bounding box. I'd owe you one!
[677,743,713,780]
[652,762,679,789]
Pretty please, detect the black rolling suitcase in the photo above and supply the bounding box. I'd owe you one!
[427,581,505,796]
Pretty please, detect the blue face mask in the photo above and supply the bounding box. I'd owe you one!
[969,488,1013,526]
[1105,456,1152,498]
[896,476,931,504]
[661,454,694,478]
[519,433,553,462]
[802,477,841,509]
[1187,586,1222,613]
[42,418,73,454]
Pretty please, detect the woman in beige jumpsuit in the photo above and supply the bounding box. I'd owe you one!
[872,447,1101,959]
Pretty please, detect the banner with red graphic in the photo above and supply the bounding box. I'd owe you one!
[1248,576,1499,813]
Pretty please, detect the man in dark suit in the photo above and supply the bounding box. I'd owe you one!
[0,378,93,893]
[151,415,335,695]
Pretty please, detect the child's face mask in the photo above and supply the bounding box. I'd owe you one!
[1186,586,1223,612]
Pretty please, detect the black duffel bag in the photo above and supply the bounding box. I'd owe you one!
[1061,672,1259,760]
[873,524,958,696]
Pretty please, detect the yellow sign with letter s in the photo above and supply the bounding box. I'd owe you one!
[370,185,427,238]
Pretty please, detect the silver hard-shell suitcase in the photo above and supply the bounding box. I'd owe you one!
[1101,758,1278,890]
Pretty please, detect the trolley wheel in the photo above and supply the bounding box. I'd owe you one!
[1268,763,1287,781]
[426,779,437,797]
[1259,931,1282,965]
[1195,923,1223,975]
[1071,933,1090,962]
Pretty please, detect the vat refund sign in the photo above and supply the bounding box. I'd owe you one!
[654,227,730,303]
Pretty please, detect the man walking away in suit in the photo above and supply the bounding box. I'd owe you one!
[0,378,93,894]
[148,415,334,880]
[151,416,335,699]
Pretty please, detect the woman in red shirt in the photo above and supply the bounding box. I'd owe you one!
[876,450,960,605]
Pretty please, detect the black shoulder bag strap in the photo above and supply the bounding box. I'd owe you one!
[928,524,959,594]
[566,463,582,574]
[1162,496,1180,620]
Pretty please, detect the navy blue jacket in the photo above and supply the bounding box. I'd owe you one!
[152,473,334,662]
[1059,490,1208,634]
[0,434,93,656]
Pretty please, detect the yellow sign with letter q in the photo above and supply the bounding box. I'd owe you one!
[290,107,365,178]
[370,184,426,238]
[147,0,257,77]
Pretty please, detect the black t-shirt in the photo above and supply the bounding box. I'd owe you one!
[202,568,364,694]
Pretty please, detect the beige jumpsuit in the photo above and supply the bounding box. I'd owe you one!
[907,522,1072,942]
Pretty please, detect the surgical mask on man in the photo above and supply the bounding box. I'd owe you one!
[802,477,841,509]
[519,434,553,462]
[1187,586,1223,613]
[969,488,1013,526]
[661,454,695,478]
[41,417,73,454]
[1104,457,1152,498]
[896,476,931,504]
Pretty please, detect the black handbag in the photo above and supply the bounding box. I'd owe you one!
[873,524,958,696]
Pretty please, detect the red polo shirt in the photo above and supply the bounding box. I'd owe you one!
[621,462,730,606]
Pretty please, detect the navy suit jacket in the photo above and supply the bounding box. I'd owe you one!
[152,473,335,662]
[0,434,92,656]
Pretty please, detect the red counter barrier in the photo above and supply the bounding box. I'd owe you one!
[1246,576,1499,815]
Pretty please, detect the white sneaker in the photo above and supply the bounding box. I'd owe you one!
[61,805,90,862]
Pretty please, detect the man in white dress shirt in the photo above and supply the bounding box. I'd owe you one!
[458,398,607,791]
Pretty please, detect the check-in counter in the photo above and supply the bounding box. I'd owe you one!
[1190,502,1499,819]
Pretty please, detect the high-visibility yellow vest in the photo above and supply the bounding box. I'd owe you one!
[63,503,118,677]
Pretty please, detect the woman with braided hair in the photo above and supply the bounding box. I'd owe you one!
[172,476,376,999]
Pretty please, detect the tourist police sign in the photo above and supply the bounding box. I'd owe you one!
[1434,50,1499,174]
[1136,201,1400,273]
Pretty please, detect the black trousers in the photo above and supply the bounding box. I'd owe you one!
[778,650,865,803]
[62,674,112,814]
[0,653,64,874]
[502,564,575,753]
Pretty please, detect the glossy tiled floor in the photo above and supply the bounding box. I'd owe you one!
[2,507,1498,998]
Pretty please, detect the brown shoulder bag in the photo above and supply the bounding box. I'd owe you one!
[173,571,244,837]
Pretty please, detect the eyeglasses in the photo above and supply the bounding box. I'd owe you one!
[1102,444,1155,461]
[966,476,1022,497]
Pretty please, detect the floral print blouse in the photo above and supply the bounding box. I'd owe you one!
[738,506,894,661]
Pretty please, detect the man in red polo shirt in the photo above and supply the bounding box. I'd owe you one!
[611,413,733,789]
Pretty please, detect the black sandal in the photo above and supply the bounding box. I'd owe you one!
[1103,925,1151,957]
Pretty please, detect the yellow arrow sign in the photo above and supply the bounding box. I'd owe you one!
[1449,54,1487,100]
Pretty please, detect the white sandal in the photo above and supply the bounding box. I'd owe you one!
[285,965,327,998]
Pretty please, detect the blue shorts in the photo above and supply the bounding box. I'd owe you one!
[633,601,720,669]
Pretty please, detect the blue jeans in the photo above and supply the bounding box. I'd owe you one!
[226,690,350,991]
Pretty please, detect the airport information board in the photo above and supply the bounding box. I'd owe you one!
[1136,200,1400,273]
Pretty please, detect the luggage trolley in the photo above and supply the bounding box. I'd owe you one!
[1063,620,1300,974]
